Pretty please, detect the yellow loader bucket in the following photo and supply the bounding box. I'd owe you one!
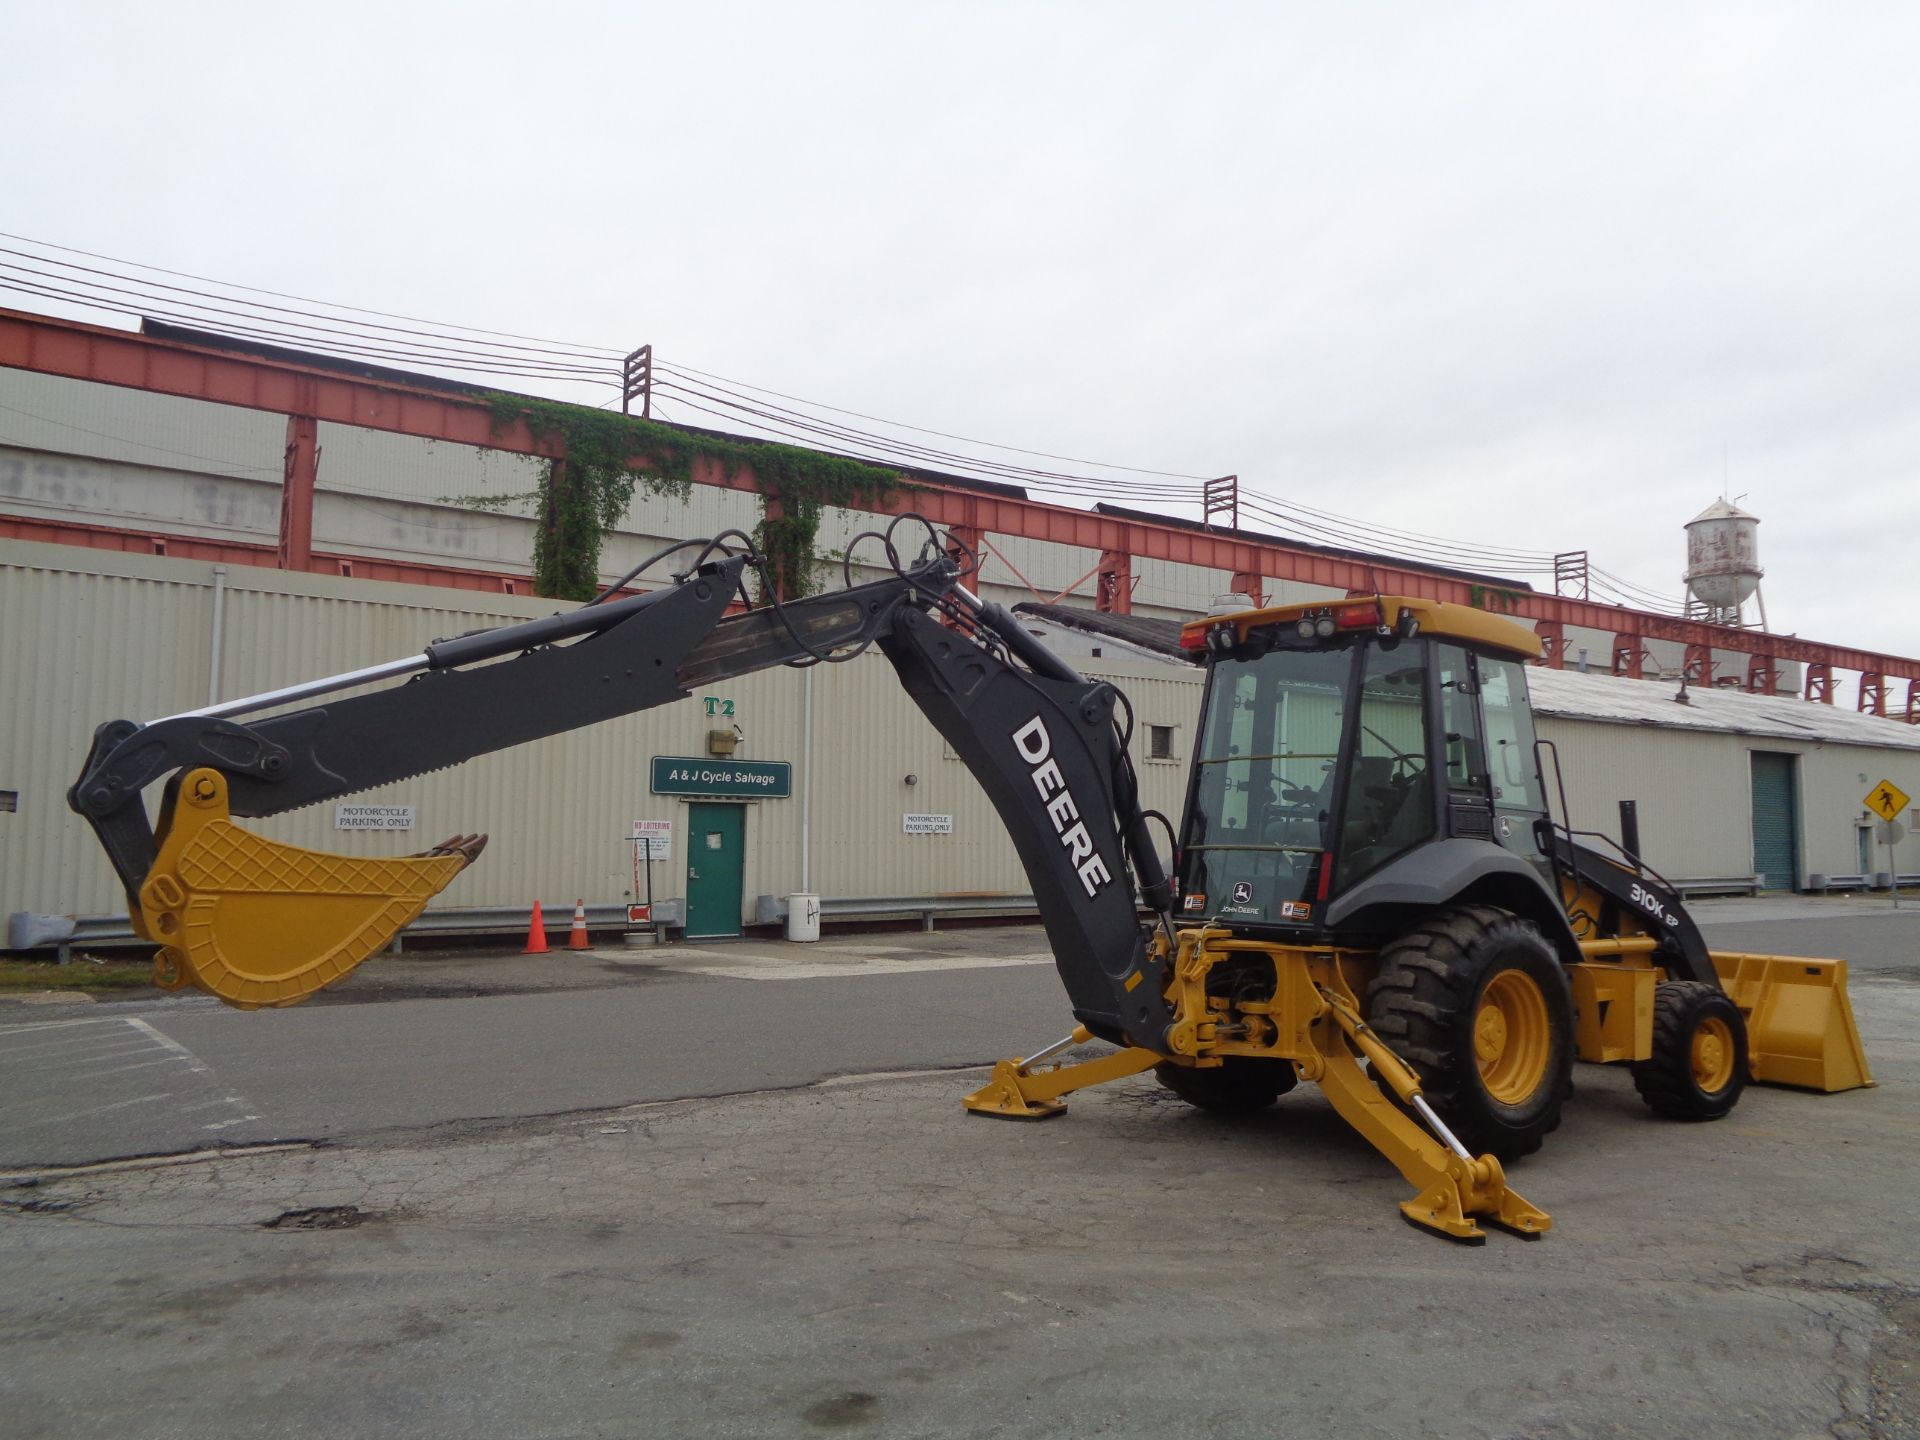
[1711,951,1875,1093]
[135,768,482,1010]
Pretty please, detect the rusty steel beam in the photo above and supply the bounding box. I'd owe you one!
[1097,549,1133,614]
[0,306,556,457]
[279,415,318,570]
[6,305,1920,682]
[1535,620,1566,670]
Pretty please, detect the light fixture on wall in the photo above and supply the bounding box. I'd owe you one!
[904,773,919,786]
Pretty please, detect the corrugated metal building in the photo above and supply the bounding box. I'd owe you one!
[2,361,1790,683]
[1529,667,1920,891]
[7,538,1919,943]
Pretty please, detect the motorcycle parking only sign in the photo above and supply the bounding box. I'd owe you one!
[334,804,415,831]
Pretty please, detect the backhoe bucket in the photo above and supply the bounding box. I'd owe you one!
[136,768,480,1010]
[1712,951,1875,1093]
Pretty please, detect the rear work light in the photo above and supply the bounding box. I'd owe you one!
[1335,603,1383,630]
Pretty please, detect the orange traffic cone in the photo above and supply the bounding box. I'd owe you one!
[523,900,550,955]
[567,899,591,951]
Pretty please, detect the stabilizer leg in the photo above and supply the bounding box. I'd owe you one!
[963,1027,1162,1119]
[1315,991,1552,1243]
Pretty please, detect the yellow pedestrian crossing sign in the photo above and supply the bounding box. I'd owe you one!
[1865,779,1911,822]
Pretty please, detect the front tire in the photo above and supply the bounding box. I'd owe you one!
[1366,905,1576,1161]
[1631,981,1748,1120]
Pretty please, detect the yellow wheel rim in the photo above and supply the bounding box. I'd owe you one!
[1691,1015,1736,1093]
[1474,970,1551,1105]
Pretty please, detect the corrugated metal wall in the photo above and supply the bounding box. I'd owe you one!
[1522,715,1920,887]
[1538,720,1767,880]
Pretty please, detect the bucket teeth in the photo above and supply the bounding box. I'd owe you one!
[418,833,489,864]
[137,769,482,1009]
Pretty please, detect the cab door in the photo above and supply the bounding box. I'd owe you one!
[1434,644,1495,842]
[1477,656,1553,874]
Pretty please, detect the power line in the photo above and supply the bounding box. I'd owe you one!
[0,272,615,386]
[0,247,616,365]
[0,230,1704,615]
[657,359,1219,481]
[0,263,616,381]
[653,374,1205,497]
[0,230,623,354]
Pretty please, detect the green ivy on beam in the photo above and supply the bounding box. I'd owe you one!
[1467,584,1530,614]
[453,394,902,601]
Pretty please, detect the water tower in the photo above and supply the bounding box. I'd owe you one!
[1684,498,1766,628]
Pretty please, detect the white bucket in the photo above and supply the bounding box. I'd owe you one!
[786,893,821,943]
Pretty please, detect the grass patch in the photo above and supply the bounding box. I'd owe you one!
[0,957,156,993]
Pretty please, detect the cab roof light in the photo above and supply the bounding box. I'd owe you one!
[1335,602,1383,630]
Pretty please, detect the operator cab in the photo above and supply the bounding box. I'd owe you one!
[1174,596,1550,931]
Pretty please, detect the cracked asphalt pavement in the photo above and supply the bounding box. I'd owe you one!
[1,906,1916,1439]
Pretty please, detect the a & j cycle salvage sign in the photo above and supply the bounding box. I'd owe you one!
[650,757,792,799]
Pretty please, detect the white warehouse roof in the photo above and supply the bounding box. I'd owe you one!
[1529,667,1920,752]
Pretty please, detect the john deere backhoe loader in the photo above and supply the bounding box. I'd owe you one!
[67,518,1872,1243]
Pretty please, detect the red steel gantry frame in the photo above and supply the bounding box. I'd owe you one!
[3,306,1916,717]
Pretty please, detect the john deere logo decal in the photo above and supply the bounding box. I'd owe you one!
[1232,881,1253,905]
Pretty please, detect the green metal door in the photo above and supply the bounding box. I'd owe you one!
[685,803,745,938]
[1750,751,1799,891]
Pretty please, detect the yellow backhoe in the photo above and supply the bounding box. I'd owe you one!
[68,519,1872,1243]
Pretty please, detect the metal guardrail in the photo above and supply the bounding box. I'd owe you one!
[1807,873,1920,893]
[1671,876,1763,898]
[812,894,1038,933]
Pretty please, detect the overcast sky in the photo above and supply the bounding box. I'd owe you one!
[6,3,1916,667]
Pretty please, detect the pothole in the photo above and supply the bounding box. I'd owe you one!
[261,1205,369,1231]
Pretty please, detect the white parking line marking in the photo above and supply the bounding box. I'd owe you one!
[17,1092,175,1130]
[0,1018,116,1036]
[45,1044,157,1066]
[87,1056,201,1079]
[203,1114,261,1131]
[0,1032,141,1056]
[123,1017,210,1074]
[675,952,1056,982]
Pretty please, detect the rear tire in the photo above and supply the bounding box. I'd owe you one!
[1631,981,1748,1120]
[1154,1057,1297,1114]
[1366,905,1576,1161]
